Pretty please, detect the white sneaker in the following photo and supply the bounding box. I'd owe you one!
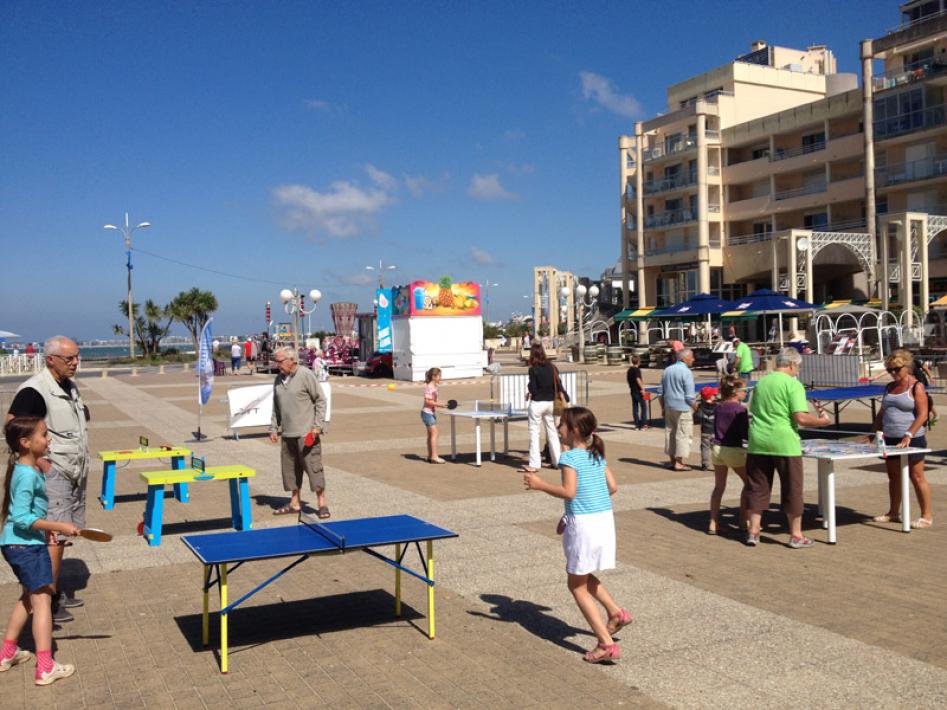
[0,648,32,671]
[35,660,75,686]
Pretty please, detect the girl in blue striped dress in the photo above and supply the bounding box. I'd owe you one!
[523,406,631,664]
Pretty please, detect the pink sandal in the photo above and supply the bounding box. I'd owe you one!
[583,642,620,664]
[606,608,633,635]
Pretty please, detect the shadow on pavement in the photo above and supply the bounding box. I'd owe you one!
[175,589,422,656]
[647,503,873,539]
[161,517,242,535]
[251,494,322,515]
[467,594,594,654]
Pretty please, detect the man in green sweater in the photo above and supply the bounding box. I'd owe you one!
[269,346,329,518]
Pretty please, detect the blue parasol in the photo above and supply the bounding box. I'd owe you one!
[650,293,736,318]
[722,289,815,346]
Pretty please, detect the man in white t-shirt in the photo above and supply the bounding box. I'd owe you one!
[230,341,242,374]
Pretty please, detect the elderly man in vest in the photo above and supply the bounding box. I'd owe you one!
[6,336,89,623]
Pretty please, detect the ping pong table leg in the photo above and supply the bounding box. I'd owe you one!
[899,454,911,533]
[394,543,402,617]
[817,459,827,528]
[220,563,229,673]
[100,459,116,509]
[143,485,164,546]
[172,455,189,503]
[450,416,457,460]
[426,540,435,639]
[202,565,210,646]
[475,420,482,466]
[489,420,496,462]
[503,419,509,454]
[826,465,837,544]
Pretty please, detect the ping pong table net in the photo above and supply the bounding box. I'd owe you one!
[299,512,347,551]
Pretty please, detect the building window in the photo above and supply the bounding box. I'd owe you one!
[803,212,828,229]
[751,144,770,160]
[752,222,773,236]
[905,48,934,71]
[802,131,826,152]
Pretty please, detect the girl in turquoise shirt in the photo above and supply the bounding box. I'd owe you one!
[0,417,79,686]
[523,407,631,664]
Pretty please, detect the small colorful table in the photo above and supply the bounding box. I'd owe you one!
[97,447,192,510]
[140,464,255,546]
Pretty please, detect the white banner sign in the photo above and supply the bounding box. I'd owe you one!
[226,382,332,432]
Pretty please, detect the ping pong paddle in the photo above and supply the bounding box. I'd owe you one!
[304,431,319,447]
[447,399,458,410]
[79,528,113,542]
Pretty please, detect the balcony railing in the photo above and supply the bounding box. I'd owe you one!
[728,219,869,246]
[645,241,695,256]
[771,139,826,162]
[704,129,720,140]
[876,154,947,187]
[643,175,696,195]
[708,165,720,176]
[774,182,827,201]
[680,90,734,108]
[874,103,947,140]
[644,136,697,162]
[872,61,947,92]
[708,202,721,213]
[644,208,696,229]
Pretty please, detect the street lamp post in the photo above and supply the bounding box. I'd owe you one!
[104,212,151,359]
[365,260,397,288]
[561,283,600,363]
[280,288,322,351]
[480,281,500,324]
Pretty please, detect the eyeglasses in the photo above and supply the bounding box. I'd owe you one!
[50,354,79,363]
[886,366,903,374]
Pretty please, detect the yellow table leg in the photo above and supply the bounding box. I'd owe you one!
[394,543,402,616]
[426,540,435,639]
[220,564,229,673]
[202,565,210,646]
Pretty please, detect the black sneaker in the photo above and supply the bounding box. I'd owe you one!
[52,606,74,623]
[59,593,83,609]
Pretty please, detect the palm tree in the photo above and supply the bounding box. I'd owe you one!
[168,288,219,351]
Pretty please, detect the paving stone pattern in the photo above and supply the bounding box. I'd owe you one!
[0,363,945,708]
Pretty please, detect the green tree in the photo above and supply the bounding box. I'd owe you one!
[483,323,503,339]
[113,300,174,357]
[168,288,219,350]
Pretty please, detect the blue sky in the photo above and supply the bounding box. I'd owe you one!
[0,0,896,341]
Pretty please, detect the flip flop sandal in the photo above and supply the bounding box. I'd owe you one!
[317,506,331,520]
[911,517,933,529]
[606,609,633,635]
[583,642,620,664]
[273,505,301,516]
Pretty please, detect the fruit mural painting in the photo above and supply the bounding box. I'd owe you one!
[392,279,481,316]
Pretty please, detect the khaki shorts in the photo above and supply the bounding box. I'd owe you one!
[280,437,325,492]
[46,466,87,543]
[664,409,693,459]
[711,445,747,468]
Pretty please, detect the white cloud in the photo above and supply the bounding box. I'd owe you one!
[579,71,642,118]
[365,164,399,192]
[467,173,518,201]
[499,162,536,176]
[272,180,396,238]
[503,129,525,141]
[404,172,449,197]
[305,99,331,111]
[340,272,377,287]
[470,247,496,265]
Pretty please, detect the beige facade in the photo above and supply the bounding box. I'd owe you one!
[619,4,947,337]
[620,42,860,319]
[532,266,575,339]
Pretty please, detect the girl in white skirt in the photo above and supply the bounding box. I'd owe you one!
[524,406,631,663]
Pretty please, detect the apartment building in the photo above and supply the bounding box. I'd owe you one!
[864,0,947,314]
[618,1,947,337]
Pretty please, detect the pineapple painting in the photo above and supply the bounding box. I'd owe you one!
[438,276,454,308]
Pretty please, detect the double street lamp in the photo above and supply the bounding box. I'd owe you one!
[366,260,397,288]
[280,287,322,351]
[480,281,500,324]
[104,213,151,359]
[561,283,600,363]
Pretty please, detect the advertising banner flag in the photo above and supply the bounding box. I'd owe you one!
[392,279,481,317]
[376,287,393,352]
[198,317,214,406]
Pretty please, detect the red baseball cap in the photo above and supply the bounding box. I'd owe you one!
[700,386,718,401]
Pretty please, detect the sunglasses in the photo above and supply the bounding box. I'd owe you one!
[50,354,80,363]
[886,366,903,374]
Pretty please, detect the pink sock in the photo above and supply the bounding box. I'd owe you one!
[0,640,17,661]
[35,650,53,676]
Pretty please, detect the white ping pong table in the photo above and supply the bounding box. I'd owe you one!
[447,401,522,466]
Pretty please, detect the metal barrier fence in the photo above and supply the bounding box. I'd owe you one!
[799,353,871,387]
[490,371,590,413]
[0,355,42,376]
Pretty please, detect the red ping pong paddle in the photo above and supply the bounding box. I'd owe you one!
[304,431,318,447]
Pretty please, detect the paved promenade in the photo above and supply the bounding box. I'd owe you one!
[1,362,946,708]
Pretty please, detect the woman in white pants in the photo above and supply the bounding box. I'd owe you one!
[519,343,564,473]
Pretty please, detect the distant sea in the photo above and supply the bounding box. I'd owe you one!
[80,345,193,361]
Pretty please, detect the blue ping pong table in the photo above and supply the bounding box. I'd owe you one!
[806,384,888,426]
[182,514,458,673]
